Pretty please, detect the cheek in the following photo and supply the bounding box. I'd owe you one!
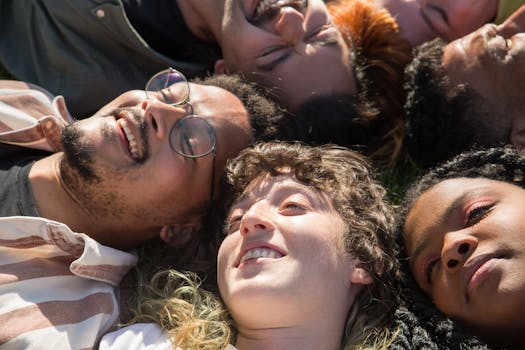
[217,238,236,290]
[451,2,490,30]
[431,276,461,314]
[294,229,342,265]
[218,237,236,270]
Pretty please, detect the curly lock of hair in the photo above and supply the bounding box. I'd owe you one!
[194,74,287,141]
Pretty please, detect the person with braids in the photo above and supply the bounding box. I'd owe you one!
[393,146,525,350]
[100,141,399,350]
[403,5,525,168]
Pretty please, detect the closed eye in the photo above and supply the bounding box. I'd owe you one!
[305,23,334,42]
[257,48,291,72]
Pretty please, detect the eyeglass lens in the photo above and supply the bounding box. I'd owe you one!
[170,116,216,158]
[145,69,190,105]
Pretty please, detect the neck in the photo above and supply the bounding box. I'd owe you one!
[29,153,110,245]
[176,0,223,42]
[234,317,346,350]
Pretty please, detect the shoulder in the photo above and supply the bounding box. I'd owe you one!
[99,323,173,350]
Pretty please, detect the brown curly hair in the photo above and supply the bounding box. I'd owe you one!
[225,141,399,349]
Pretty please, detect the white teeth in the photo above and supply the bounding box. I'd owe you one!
[255,0,304,17]
[117,118,139,159]
[240,247,284,264]
[256,0,278,14]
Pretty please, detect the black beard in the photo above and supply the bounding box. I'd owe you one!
[60,123,99,182]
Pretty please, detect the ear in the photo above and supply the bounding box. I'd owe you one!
[214,59,227,74]
[510,116,525,148]
[159,222,201,248]
[350,267,373,286]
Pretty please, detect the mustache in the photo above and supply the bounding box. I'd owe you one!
[110,107,150,164]
[251,0,307,25]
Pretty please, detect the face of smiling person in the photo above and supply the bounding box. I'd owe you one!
[217,0,356,111]
[442,19,525,113]
[218,174,369,328]
[418,0,498,42]
[59,84,251,249]
[403,178,525,338]
[378,0,498,46]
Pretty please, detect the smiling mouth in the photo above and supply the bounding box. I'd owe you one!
[251,0,306,23]
[117,118,140,160]
[239,247,284,265]
[113,108,148,162]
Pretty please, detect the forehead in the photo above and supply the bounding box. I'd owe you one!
[442,35,471,70]
[441,31,491,99]
[187,83,251,168]
[187,83,246,119]
[263,40,355,110]
[441,24,495,81]
[405,178,514,243]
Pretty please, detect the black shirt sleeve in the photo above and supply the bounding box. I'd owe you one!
[122,0,221,74]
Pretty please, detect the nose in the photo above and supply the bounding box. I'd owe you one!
[239,203,274,236]
[141,99,188,140]
[441,231,478,272]
[274,7,306,45]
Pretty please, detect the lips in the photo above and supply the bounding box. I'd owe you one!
[251,0,306,22]
[236,242,285,267]
[114,110,144,161]
[464,254,502,299]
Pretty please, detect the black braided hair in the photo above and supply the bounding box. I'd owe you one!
[391,146,525,349]
[403,39,509,169]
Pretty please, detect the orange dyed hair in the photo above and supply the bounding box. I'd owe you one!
[329,0,412,164]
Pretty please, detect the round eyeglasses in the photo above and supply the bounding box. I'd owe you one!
[171,115,217,208]
[170,115,216,158]
[145,68,217,208]
[145,67,190,106]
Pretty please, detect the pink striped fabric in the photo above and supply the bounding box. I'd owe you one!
[0,216,137,349]
[0,81,73,152]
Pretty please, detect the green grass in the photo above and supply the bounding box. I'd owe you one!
[381,153,422,205]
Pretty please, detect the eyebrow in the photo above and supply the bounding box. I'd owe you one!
[258,52,291,72]
[232,180,323,210]
[256,36,340,72]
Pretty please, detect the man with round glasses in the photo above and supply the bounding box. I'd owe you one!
[0,69,281,349]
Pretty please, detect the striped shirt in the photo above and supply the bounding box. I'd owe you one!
[0,80,73,152]
[0,216,137,349]
[0,81,138,348]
